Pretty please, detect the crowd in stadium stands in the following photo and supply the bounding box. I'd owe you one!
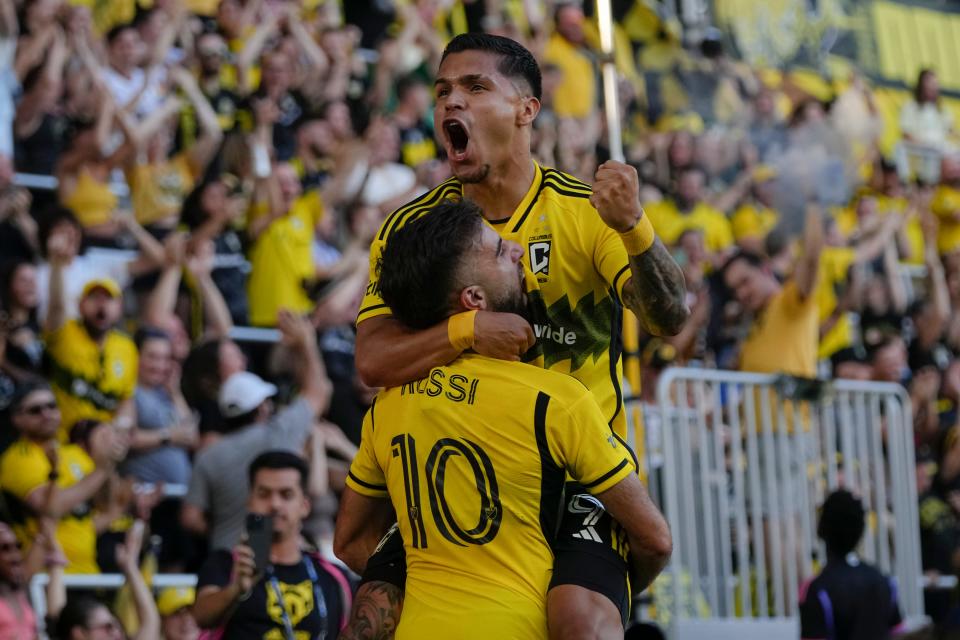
[1,0,960,636]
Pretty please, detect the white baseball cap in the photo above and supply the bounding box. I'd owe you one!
[218,372,277,418]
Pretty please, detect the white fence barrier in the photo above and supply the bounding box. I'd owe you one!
[644,368,923,636]
[29,573,197,638]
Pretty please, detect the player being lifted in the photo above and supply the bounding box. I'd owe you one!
[349,33,688,639]
[335,200,672,639]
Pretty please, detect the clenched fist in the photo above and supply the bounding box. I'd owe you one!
[590,161,644,233]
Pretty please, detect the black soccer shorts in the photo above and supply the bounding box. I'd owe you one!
[549,482,631,626]
[359,523,407,587]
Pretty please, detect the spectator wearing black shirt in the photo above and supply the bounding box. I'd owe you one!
[176,32,241,154]
[193,451,352,639]
[799,490,904,640]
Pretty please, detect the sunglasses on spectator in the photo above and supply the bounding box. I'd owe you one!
[19,401,58,416]
[0,541,21,553]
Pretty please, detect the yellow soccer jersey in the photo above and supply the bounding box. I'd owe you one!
[346,354,636,640]
[358,164,633,437]
[247,192,323,326]
[931,185,960,255]
[44,320,138,441]
[0,439,99,573]
[644,200,734,254]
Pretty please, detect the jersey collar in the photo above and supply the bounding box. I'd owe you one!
[494,161,543,235]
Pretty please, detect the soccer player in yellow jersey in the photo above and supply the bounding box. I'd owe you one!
[349,33,687,640]
[335,201,672,639]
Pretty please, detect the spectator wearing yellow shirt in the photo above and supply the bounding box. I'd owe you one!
[543,4,597,121]
[723,206,823,377]
[0,382,128,573]
[44,229,138,440]
[875,161,925,265]
[246,163,322,327]
[817,212,903,359]
[125,67,224,231]
[645,166,734,262]
[730,165,780,254]
[932,154,960,256]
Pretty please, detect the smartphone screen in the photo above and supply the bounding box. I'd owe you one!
[245,513,274,574]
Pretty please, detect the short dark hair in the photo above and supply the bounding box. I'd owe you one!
[721,250,765,281]
[37,205,81,260]
[249,450,309,493]
[379,199,484,329]
[106,23,137,45]
[441,33,542,100]
[134,326,171,351]
[915,68,937,105]
[8,381,53,415]
[396,73,427,103]
[54,596,107,639]
[817,489,865,556]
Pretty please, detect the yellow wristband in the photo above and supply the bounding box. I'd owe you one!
[619,214,656,255]
[448,310,478,351]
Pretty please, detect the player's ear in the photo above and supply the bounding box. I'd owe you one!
[517,96,540,127]
[460,285,488,311]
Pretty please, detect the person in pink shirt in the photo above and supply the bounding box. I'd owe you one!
[0,519,66,640]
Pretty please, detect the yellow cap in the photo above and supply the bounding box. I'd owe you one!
[156,587,195,616]
[80,278,122,300]
[752,165,778,183]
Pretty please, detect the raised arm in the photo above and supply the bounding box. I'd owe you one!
[919,210,950,349]
[169,66,224,173]
[187,239,234,338]
[236,14,279,93]
[118,521,162,640]
[276,310,331,417]
[142,233,187,328]
[43,227,75,334]
[795,204,825,301]
[852,210,901,265]
[285,6,329,79]
[591,161,689,336]
[0,0,15,38]
[14,27,66,139]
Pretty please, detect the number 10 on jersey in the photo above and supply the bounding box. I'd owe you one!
[391,433,503,549]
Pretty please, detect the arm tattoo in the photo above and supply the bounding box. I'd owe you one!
[339,581,405,640]
[621,238,690,337]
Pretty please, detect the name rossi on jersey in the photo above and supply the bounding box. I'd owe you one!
[401,369,480,404]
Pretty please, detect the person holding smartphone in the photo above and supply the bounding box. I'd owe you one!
[193,451,353,639]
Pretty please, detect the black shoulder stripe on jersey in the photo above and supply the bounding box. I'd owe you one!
[370,396,377,430]
[582,459,630,490]
[541,181,593,201]
[379,179,461,241]
[544,169,593,192]
[386,184,463,240]
[348,471,387,492]
[534,392,565,545]
[612,265,631,298]
[607,290,624,427]
[611,431,640,473]
[358,303,390,317]
[509,176,548,233]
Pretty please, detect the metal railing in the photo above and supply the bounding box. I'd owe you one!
[643,368,923,638]
[29,572,197,638]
